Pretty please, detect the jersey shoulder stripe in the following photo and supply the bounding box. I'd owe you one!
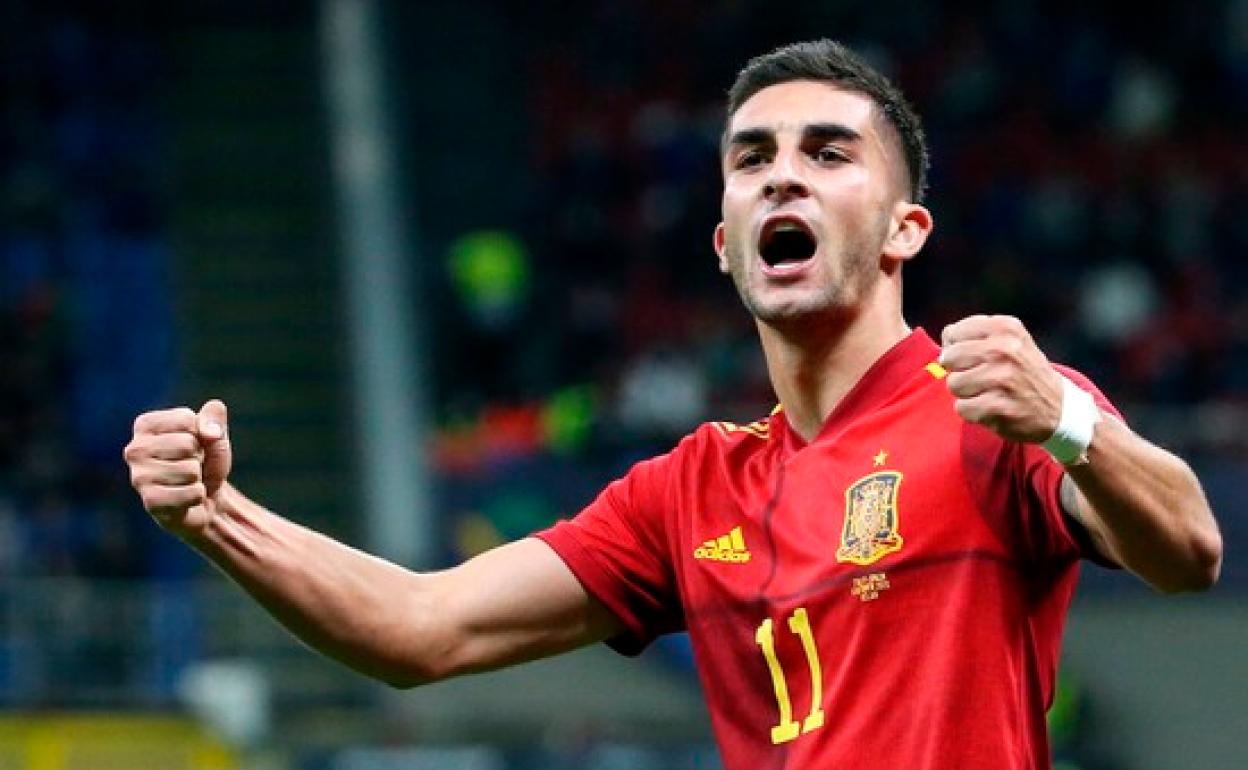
[711,416,772,440]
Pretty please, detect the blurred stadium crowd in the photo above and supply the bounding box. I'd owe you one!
[1,2,176,582]
[0,0,1244,712]
[480,0,1248,415]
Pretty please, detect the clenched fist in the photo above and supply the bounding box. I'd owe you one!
[123,399,232,539]
[939,315,1065,444]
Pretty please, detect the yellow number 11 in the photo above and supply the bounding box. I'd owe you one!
[755,607,825,744]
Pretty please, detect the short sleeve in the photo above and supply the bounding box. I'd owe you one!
[1018,365,1124,568]
[533,452,684,655]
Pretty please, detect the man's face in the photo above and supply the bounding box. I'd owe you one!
[715,80,907,327]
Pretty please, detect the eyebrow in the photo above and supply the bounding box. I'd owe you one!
[725,122,863,153]
[725,126,774,148]
[803,122,862,144]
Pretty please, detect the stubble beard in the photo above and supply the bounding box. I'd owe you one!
[726,234,882,333]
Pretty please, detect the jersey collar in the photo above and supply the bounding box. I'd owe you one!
[773,328,941,451]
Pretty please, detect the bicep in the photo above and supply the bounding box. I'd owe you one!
[430,537,624,677]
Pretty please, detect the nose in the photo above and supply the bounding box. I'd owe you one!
[763,149,809,201]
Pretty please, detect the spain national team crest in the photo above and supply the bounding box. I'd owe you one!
[836,471,904,565]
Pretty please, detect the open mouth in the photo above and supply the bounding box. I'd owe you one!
[759,219,818,268]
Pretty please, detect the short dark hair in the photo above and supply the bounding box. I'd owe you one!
[725,39,929,203]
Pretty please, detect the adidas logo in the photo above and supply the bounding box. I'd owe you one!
[694,526,751,563]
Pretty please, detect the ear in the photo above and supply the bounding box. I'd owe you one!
[713,222,730,273]
[881,202,933,262]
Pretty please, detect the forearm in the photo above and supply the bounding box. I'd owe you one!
[186,483,451,687]
[1065,415,1222,593]
[126,404,615,685]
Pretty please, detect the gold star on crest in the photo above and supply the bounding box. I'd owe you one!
[873,450,888,467]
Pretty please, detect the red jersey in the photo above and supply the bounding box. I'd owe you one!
[536,329,1118,770]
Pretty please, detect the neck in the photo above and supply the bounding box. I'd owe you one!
[758,301,910,443]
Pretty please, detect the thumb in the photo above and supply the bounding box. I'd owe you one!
[197,399,232,494]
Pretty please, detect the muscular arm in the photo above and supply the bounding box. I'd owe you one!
[125,402,623,688]
[941,315,1223,594]
[192,485,622,687]
[1059,416,1222,593]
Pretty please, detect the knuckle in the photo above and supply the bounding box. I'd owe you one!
[140,488,163,510]
[988,398,1015,425]
[154,433,195,459]
[990,339,1020,362]
[135,407,197,435]
[998,316,1026,338]
[163,433,191,455]
[984,367,1008,391]
[943,317,970,339]
[180,460,204,483]
[167,434,196,458]
[975,396,1005,422]
[947,372,971,397]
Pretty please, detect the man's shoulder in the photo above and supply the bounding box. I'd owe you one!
[633,411,778,464]
[645,411,779,471]
[602,413,779,513]
[706,412,777,443]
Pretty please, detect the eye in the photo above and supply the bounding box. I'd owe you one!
[814,145,847,164]
[735,150,766,169]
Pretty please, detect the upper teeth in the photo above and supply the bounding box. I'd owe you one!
[775,222,802,232]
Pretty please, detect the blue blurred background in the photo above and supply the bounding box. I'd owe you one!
[0,0,1244,768]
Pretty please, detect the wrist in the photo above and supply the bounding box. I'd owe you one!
[1042,374,1101,466]
[178,482,236,549]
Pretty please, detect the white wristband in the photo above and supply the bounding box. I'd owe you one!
[1042,375,1100,466]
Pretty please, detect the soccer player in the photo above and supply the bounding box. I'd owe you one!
[124,40,1221,769]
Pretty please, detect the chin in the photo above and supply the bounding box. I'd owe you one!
[746,294,851,327]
